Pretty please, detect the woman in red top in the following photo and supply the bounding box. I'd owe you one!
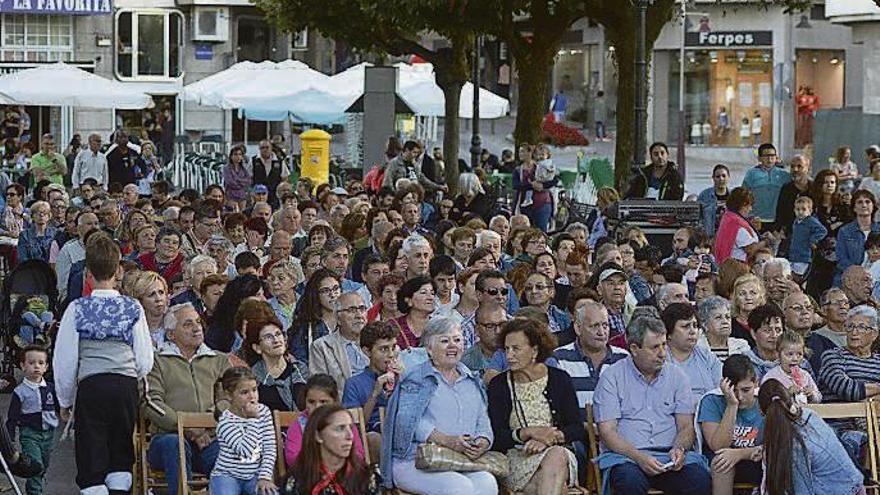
[137,227,184,287]
[391,275,434,350]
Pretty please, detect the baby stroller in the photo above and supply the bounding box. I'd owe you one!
[0,260,58,378]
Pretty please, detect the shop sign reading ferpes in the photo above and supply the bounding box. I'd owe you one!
[685,31,773,48]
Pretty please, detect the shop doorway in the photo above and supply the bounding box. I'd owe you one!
[795,49,844,149]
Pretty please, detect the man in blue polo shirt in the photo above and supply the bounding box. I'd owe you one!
[593,316,711,495]
[742,143,791,232]
[342,320,401,461]
[548,300,627,409]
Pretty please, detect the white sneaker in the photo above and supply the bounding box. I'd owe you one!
[521,198,533,208]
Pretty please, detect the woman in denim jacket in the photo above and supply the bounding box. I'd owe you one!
[835,189,880,287]
[380,317,497,495]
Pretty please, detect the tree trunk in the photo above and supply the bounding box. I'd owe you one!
[434,40,471,194]
[610,34,637,191]
[438,77,464,193]
[513,47,555,147]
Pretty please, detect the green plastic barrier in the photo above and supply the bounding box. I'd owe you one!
[588,158,614,190]
[559,170,578,190]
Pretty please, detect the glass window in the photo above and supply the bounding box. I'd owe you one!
[668,49,773,148]
[115,9,184,80]
[0,15,72,62]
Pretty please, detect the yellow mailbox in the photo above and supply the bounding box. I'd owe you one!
[299,129,331,188]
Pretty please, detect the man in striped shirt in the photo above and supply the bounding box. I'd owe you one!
[548,300,628,410]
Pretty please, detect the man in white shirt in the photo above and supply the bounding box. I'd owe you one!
[71,133,108,189]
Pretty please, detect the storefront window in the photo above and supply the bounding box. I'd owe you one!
[668,49,773,147]
[0,15,72,62]
[116,9,184,80]
[795,49,844,149]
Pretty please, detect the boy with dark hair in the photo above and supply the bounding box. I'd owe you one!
[429,255,458,315]
[696,354,764,495]
[342,321,401,461]
[233,251,261,278]
[7,345,56,494]
[53,232,154,494]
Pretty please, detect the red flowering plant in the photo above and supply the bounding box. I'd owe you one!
[541,113,589,147]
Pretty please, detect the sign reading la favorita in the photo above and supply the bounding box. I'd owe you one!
[0,0,112,15]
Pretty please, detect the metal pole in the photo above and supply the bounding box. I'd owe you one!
[677,0,687,178]
[633,0,648,172]
[470,35,482,171]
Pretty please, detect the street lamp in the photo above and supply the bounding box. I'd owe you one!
[632,0,653,174]
[470,35,482,171]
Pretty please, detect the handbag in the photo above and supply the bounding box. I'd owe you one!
[415,443,509,478]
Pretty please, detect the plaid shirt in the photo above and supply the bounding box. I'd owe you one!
[606,305,626,344]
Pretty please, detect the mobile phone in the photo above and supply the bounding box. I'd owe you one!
[660,460,675,471]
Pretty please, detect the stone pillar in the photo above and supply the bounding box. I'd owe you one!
[362,66,398,171]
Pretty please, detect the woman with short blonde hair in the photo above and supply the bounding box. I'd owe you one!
[123,269,169,347]
[730,273,766,345]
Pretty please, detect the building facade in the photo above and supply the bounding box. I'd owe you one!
[0,0,337,152]
[649,1,861,159]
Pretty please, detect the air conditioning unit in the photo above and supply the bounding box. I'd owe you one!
[192,6,229,42]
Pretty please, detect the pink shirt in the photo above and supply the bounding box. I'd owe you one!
[284,409,366,467]
[762,365,822,404]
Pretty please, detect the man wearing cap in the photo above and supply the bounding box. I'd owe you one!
[595,262,631,349]
[252,139,288,208]
[742,143,791,232]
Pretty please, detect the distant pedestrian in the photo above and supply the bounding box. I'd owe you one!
[594,90,607,140]
[550,89,568,123]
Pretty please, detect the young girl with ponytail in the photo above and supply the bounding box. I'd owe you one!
[758,379,864,495]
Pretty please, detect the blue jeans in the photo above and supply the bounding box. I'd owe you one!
[526,203,553,232]
[209,474,259,495]
[147,433,220,495]
[608,461,711,495]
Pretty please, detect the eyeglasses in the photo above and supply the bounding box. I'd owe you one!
[340,305,367,314]
[481,287,509,297]
[846,324,875,335]
[260,331,285,342]
[823,299,850,308]
[318,285,341,295]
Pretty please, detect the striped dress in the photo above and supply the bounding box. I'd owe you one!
[211,403,277,481]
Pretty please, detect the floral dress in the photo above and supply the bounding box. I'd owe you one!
[505,374,577,491]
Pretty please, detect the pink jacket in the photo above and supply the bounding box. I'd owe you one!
[284,410,366,467]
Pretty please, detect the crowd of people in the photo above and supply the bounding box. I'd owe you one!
[0,129,873,495]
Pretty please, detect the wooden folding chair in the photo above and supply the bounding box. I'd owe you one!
[273,410,300,479]
[176,412,216,495]
[810,401,879,492]
[347,407,371,466]
[136,411,172,494]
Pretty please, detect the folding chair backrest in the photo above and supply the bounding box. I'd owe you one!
[274,411,300,479]
[584,404,602,493]
[347,407,371,466]
[176,413,216,495]
[807,401,877,484]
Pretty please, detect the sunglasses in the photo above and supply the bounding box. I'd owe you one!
[481,287,509,297]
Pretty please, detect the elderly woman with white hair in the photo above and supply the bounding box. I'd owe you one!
[452,172,492,223]
[697,296,750,362]
[169,254,217,316]
[381,317,497,495]
[818,304,880,465]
